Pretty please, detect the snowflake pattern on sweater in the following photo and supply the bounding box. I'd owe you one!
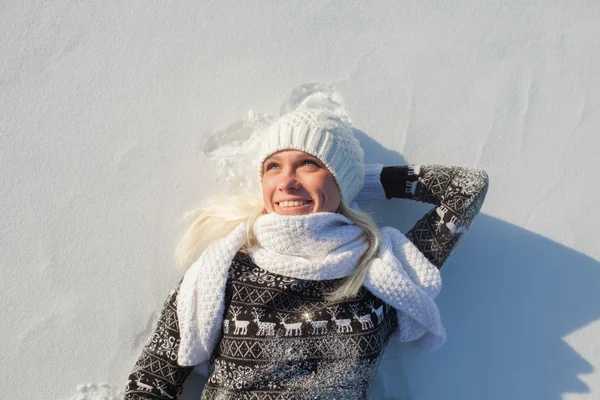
[124,283,193,399]
[124,164,489,399]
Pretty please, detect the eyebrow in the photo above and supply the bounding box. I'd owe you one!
[264,154,282,163]
[264,152,319,163]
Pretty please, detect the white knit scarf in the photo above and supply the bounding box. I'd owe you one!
[177,212,446,367]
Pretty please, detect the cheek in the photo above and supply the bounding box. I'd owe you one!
[261,177,273,206]
[260,178,270,196]
[322,176,341,205]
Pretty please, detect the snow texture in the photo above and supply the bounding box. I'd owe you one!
[1,1,599,400]
[70,384,124,400]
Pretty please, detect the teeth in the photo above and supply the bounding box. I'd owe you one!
[279,200,309,207]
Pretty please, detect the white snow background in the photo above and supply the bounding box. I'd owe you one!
[1,1,599,399]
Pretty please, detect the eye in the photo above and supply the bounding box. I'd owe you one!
[301,159,319,167]
[264,162,279,172]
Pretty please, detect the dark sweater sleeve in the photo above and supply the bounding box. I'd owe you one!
[380,164,489,269]
[124,281,194,399]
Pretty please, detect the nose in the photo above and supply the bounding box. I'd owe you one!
[278,179,300,191]
[277,170,301,191]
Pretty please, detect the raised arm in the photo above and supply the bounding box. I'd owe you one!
[358,163,488,269]
[124,282,193,399]
[381,164,489,268]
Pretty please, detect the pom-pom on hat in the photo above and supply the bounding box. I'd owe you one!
[259,108,365,204]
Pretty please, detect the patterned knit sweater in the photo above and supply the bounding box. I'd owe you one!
[124,164,489,399]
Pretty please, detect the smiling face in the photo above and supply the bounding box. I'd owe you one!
[261,150,342,215]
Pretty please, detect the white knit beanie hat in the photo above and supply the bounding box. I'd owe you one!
[259,108,365,204]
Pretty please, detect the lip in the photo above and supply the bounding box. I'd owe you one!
[275,200,313,213]
[276,199,312,204]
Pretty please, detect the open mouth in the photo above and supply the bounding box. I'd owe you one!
[277,200,313,208]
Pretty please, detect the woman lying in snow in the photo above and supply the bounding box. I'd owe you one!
[124,108,489,399]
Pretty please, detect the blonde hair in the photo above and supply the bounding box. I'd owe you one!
[175,192,381,301]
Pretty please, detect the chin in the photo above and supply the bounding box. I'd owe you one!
[276,209,314,216]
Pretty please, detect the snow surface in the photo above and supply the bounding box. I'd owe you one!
[1,1,599,399]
